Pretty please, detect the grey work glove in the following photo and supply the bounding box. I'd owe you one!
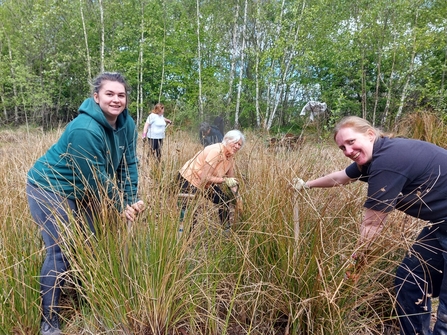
[224,177,238,188]
[292,178,309,191]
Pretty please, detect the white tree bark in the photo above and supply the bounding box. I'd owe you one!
[234,0,248,128]
[395,10,418,123]
[266,0,305,130]
[255,36,261,128]
[382,33,397,125]
[137,2,145,126]
[196,0,203,119]
[99,0,105,73]
[159,3,166,103]
[226,2,239,108]
[79,0,91,81]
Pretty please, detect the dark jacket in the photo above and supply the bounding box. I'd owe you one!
[200,125,223,147]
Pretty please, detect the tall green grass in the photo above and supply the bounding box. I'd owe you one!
[0,125,427,334]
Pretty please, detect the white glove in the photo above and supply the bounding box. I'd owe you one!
[292,178,309,191]
[224,177,238,188]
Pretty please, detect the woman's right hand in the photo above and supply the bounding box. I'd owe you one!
[124,200,145,222]
[292,178,309,191]
[224,177,238,188]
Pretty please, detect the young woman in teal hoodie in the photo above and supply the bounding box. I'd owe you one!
[26,72,145,335]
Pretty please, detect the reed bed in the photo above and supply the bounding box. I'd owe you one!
[0,126,424,334]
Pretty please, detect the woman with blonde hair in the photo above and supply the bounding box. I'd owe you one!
[295,115,447,334]
[142,103,172,161]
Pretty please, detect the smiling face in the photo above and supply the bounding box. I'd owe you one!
[335,127,375,165]
[93,80,127,127]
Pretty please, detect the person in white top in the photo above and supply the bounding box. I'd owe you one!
[142,103,172,161]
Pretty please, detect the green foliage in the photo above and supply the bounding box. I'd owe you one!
[2,0,447,131]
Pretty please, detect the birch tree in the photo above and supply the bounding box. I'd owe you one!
[136,1,145,126]
[234,0,247,128]
[395,9,419,122]
[264,0,307,130]
[99,0,105,73]
[226,1,240,108]
[196,0,203,119]
[79,0,92,81]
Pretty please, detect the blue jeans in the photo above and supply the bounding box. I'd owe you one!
[395,225,447,335]
[26,183,95,317]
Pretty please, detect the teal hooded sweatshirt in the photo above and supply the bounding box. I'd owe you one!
[27,97,139,211]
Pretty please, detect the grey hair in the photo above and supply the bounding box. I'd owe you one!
[222,129,245,147]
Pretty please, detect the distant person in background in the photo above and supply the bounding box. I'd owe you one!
[142,103,172,161]
[178,130,245,228]
[26,72,145,335]
[213,115,225,136]
[199,121,223,147]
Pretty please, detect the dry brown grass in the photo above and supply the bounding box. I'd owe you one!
[0,125,429,334]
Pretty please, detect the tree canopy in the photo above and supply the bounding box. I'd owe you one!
[1,0,446,130]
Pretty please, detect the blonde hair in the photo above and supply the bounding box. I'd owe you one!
[333,116,387,141]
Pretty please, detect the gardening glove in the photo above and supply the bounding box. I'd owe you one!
[224,177,238,188]
[292,177,309,191]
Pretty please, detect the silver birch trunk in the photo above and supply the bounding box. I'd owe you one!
[372,52,381,126]
[159,10,166,103]
[263,0,285,130]
[382,34,397,125]
[79,0,92,81]
[395,16,418,123]
[254,0,261,128]
[137,3,145,126]
[99,0,105,73]
[361,51,367,119]
[226,2,239,107]
[255,47,261,128]
[266,0,305,130]
[196,0,203,119]
[234,0,248,128]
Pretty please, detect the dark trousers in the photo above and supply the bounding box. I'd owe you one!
[148,138,163,161]
[395,225,447,335]
[26,182,95,319]
[177,174,231,225]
